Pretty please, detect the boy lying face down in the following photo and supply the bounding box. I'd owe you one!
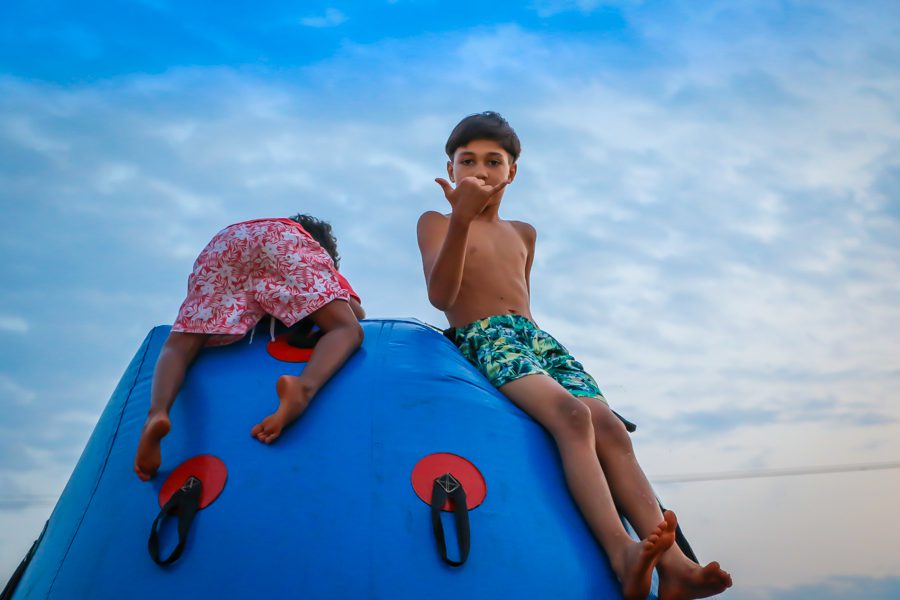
[135,214,365,481]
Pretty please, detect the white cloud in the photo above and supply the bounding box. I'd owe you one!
[2,3,900,591]
[301,8,347,28]
[531,0,638,17]
[0,316,28,333]
[0,375,36,406]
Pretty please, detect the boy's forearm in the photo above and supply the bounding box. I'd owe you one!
[427,216,471,310]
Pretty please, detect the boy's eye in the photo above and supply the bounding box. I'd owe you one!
[489,160,501,166]
[461,159,474,165]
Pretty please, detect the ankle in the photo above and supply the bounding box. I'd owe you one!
[297,378,318,398]
[657,550,691,574]
[281,375,317,403]
[608,539,634,577]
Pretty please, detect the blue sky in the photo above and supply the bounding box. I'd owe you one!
[2,1,900,597]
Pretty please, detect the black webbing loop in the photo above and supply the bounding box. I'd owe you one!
[613,410,637,433]
[658,500,699,563]
[148,475,203,566]
[431,473,470,567]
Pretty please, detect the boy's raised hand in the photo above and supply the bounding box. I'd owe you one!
[435,176,508,224]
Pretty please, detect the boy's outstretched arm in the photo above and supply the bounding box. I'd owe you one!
[417,177,508,310]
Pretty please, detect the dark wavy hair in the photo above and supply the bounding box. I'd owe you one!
[289,214,340,268]
[445,111,521,162]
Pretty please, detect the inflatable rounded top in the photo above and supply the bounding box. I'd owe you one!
[9,318,656,599]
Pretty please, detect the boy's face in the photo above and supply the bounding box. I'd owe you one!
[447,139,517,190]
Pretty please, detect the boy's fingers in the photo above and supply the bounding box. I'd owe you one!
[489,180,509,194]
[434,178,454,200]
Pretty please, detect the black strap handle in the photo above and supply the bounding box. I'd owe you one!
[612,410,637,433]
[431,473,470,566]
[148,475,203,566]
[658,500,699,563]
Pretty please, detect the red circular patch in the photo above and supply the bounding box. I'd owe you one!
[267,334,315,363]
[159,455,227,510]
[411,453,486,511]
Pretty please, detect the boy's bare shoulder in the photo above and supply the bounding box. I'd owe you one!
[417,210,449,229]
[417,211,450,252]
[508,220,537,245]
[417,210,448,233]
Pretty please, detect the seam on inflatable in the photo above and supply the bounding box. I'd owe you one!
[46,327,158,598]
[368,320,388,599]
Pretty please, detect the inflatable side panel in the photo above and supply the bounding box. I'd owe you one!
[13,319,654,599]
[14,327,164,598]
[369,320,621,598]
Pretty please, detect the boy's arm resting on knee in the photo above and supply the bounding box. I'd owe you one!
[417,211,470,311]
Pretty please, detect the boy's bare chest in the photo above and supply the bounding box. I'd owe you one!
[465,223,526,271]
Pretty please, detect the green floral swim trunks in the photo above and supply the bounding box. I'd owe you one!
[448,314,606,403]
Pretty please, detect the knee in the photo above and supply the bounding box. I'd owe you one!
[591,405,632,448]
[334,318,363,349]
[318,308,364,347]
[349,321,364,347]
[550,396,594,442]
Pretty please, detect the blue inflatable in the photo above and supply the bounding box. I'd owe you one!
[7,318,660,599]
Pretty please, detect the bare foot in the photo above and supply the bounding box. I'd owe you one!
[134,412,171,481]
[658,558,733,600]
[250,375,313,444]
[616,511,678,600]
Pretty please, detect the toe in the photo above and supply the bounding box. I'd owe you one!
[663,510,677,529]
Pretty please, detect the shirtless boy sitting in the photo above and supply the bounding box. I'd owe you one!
[417,112,732,600]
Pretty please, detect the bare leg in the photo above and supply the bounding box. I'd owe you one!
[580,397,732,598]
[500,375,676,600]
[134,331,209,481]
[251,300,363,444]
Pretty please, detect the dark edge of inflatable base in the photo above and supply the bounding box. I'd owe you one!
[44,328,160,598]
[0,522,47,600]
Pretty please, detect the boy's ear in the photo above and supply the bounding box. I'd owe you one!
[508,162,518,183]
[447,160,455,183]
